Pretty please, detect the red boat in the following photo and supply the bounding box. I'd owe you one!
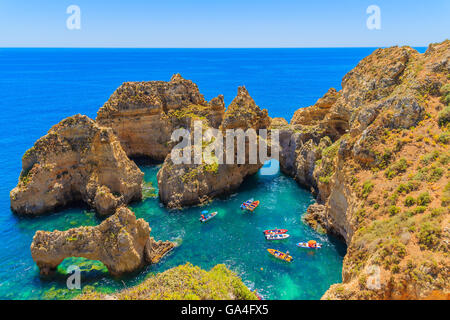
[263,228,288,235]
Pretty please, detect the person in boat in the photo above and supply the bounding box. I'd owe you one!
[308,240,317,248]
[201,214,205,220]
[285,250,290,260]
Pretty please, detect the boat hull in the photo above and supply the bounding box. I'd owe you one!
[267,249,293,262]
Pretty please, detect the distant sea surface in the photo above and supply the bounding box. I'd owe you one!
[0,48,426,299]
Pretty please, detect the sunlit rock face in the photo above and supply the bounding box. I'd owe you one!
[10,114,143,216]
[31,207,175,275]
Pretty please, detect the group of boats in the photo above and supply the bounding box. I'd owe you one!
[263,229,321,262]
[199,203,322,263]
[199,198,260,223]
[240,198,260,212]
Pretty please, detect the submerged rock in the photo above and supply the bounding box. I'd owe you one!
[31,207,175,275]
[10,115,143,216]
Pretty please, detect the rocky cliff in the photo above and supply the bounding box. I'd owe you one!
[96,73,225,161]
[77,263,257,300]
[279,40,450,299]
[157,86,271,208]
[10,115,143,216]
[31,207,175,275]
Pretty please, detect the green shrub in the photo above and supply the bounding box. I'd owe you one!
[361,181,374,199]
[388,206,401,216]
[378,149,392,169]
[417,192,431,206]
[418,222,441,249]
[442,181,450,206]
[397,181,419,194]
[384,158,408,179]
[404,196,416,207]
[430,208,445,217]
[428,166,444,182]
[420,150,439,166]
[441,83,450,105]
[437,106,450,127]
[437,132,449,144]
[414,206,427,215]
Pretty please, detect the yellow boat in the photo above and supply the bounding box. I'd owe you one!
[267,249,293,262]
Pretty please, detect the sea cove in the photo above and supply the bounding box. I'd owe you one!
[0,48,357,299]
[2,43,447,300]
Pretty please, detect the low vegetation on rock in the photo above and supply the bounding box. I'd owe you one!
[77,263,257,300]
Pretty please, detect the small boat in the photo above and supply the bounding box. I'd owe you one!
[267,249,293,262]
[297,240,322,249]
[245,200,260,212]
[265,233,290,240]
[199,210,218,223]
[263,228,288,235]
[240,198,254,210]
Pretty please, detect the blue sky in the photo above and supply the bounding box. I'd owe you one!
[0,0,448,47]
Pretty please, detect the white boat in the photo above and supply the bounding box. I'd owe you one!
[297,241,322,249]
[265,233,290,240]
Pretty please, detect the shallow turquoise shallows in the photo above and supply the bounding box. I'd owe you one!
[0,161,345,300]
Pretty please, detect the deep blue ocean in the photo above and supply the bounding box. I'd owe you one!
[0,48,425,299]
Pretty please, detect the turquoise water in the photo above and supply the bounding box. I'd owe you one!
[0,48,381,300]
[0,161,345,300]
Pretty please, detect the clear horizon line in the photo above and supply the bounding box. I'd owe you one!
[0,45,429,49]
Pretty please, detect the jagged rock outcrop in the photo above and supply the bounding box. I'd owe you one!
[157,86,271,208]
[31,207,175,275]
[10,115,143,216]
[96,74,225,161]
[280,40,450,299]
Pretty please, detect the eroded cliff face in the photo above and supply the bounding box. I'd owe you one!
[280,40,450,299]
[10,115,143,216]
[96,74,225,161]
[157,86,271,208]
[31,207,175,276]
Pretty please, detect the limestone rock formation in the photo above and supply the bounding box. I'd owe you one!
[96,74,225,161]
[10,115,143,216]
[221,86,271,130]
[31,207,175,275]
[157,86,271,208]
[280,40,450,299]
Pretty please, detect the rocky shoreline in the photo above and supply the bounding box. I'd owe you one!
[10,40,449,299]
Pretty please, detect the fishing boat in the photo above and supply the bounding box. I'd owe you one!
[297,240,322,249]
[265,233,290,240]
[267,249,293,262]
[263,228,288,235]
[240,198,254,210]
[199,210,218,223]
[245,200,260,212]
